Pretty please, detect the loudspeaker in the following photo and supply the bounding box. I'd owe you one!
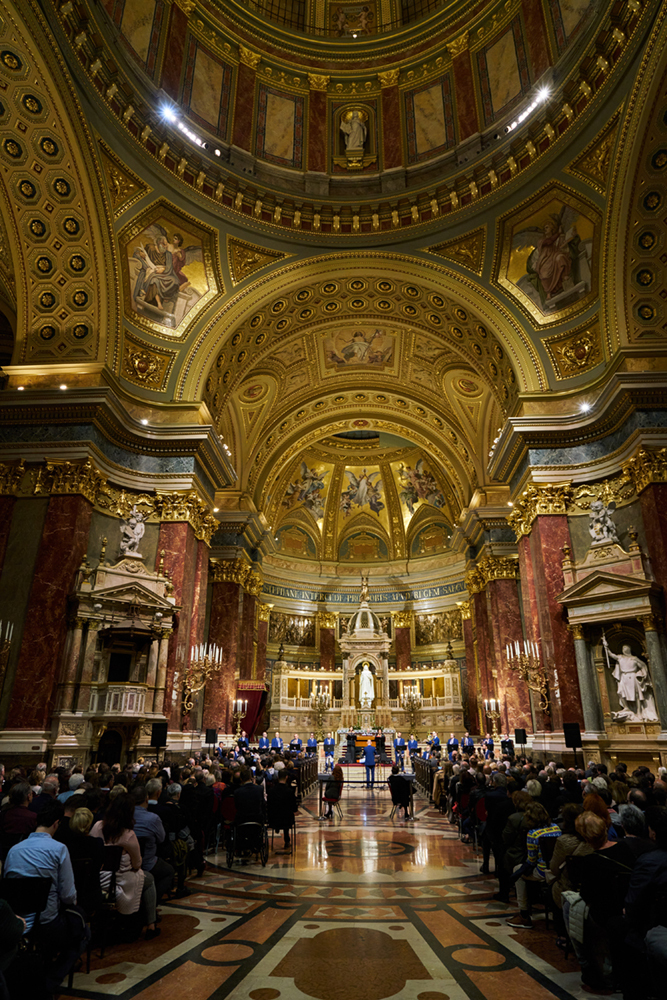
[205,728,218,745]
[514,728,527,745]
[563,722,582,748]
[151,722,168,747]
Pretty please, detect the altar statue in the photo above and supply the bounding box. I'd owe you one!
[360,573,370,602]
[359,661,375,708]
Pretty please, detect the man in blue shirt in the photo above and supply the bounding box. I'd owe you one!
[363,740,377,788]
[5,800,88,990]
[446,733,459,760]
[394,732,406,771]
[237,730,249,753]
[271,731,283,750]
[407,734,419,766]
[461,732,475,753]
[133,785,174,901]
[306,733,318,756]
[258,731,270,751]
[482,732,494,759]
[430,732,441,750]
[323,732,335,770]
[289,733,302,752]
[57,773,85,803]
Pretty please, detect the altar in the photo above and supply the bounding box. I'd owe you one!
[338,575,393,729]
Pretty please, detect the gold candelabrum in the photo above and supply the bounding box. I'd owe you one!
[232,698,248,738]
[310,686,331,741]
[0,619,14,693]
[506,639,549,713]
[483,698,502,740]
[401,685,422,732]
[183,643,222,714]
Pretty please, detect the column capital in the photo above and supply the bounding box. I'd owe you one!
[447,32,469,58]
[458,600,471,621]
[317,610,337,629]
[308,73,330,91]
[378,69,399,88]
[640,613,662,633]
[507,482,573,538]
[258,603,272,623]
[393,610,413,628]
[239,46,261,70]
[568,622,586,641]
[623,445,667,494]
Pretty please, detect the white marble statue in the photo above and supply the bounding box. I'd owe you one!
[340,109,367,150]
[358,661,375,708]
[120,504,146,555]
[589,499,619,544]
[602,636,658,722]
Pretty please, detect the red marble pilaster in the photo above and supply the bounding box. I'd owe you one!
[256,617,268,682]
[160,3,188,101]
[487,578,532,733]
[639,484,667,620]
[320,626,335,673]
[238,592,257,681]
[187,540,209,653]
[308,88,327,173]
[205,580,240,733]
[522,0,552,80]
[395,626,411,670]
[232,62,257,151]
[462,615,479,733]
[8,495,92,730]
[471,590,493,705]
[452,50,479,141]
[0,496,16,575]
[381,84,402,169]
[529,516,584,730]
[156,521,199,730]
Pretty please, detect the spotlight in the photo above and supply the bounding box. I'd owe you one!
[17,386,24,391]
[141,418,148,425]
[162,105,178,122]
[538,86,550,102]
[59,384,67,390]
[580,402,591,413]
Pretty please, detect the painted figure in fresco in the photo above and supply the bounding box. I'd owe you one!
[340,469,384,515]
[119,504,146,555]
[282,462,328,519]
[132,223,203,320]
[602,636,658,722]
[397,458,446,514]
[325,329,393,368]
[588,499,620,544]
[512,206,585,309]
[359,661,375,707]
[340,109,367,150]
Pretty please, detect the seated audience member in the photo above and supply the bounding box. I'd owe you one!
[133,785,175,902]
[497,790,533,904]
[4,801,88,991]
[234,767,266,825]
[0,897,26,993]
[388,765,411,819]
[0,782,37,844]
[548,803,592,948]
[321,765,344,820]
[57,773,85,803]
[67,807,105,914]
[617,802,655,858]
[29,778,59,816]
[268,769,297,853]
[91,793,159,939]
[506,801,561,929]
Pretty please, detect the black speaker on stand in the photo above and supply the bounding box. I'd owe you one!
[563,722,582,769]
[205,729,218,753]
[514,728,527,756]
[151,722,168,762]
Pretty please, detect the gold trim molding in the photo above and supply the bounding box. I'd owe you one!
[622,447,667,494]
[210,556,263,595]
[465,555,517,593]
[507,483,574,538]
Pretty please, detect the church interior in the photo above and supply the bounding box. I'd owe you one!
[1,0,667,997]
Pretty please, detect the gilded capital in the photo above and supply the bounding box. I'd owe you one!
[239,46,261,70]
[317,610,337,629]
[258,604,272,623]
[623,446,667,495]
[465,567,485,595]
[308,73,330,92]
[447,32,469,58]
[210,556,262,596]
[477,555,518,583]
[0,459,25,495]
[393,610,413,629]
[458,600,471,621]
[32,458,107,505]
[507,482,573,538]
[154,491,218,545]
[639,613,660,633]
[378,69,399,88]
[568,623,585,641]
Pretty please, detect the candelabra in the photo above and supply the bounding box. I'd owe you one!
[310,686,331,740]
[0,620,14,692]
[483,698,502,740]
[183,643,222,713]
[232,698,248,738]
[506,639,549,712]
[401,685,422,732]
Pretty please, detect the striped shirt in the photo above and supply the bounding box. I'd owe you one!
[526,823,561,876]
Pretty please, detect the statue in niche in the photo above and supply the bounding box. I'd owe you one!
[602,635,658,722]
[360,573,370,603]
[589,499,619,545]
[340,109,368,150]
[358,661,375,708]
[120,505,146,556]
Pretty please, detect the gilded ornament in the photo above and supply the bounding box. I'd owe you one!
[123,346,173,389]
[507,483,573,538]
[308,74,330,92]
[477,555,518,583]
[174,0,196,14]
[393,610,413,629]
[239,46,261,70]
[428,228,486,276]
[568,623,585,641]
[227,236,288,285]
[0,459,25,495]
[544,320,602,379]
[639,613,660,633]
[566,116,619,194]
[258,604,272,622]
[447,32,469,58]
[378,69,399,88]
[415,609,462,644]
[317,611,337,629]
[32,458,107,505]
[154,492,218,545]
[623,446,667,494]
[458,600,471,621]
[210,556,263,593]
[465,567,485,595]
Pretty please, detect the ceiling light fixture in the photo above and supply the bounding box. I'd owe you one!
[59,384,67,390]
[580,402,592,413]
[17,386,24,391]
[505,86,550,133]
[141,418,148,425]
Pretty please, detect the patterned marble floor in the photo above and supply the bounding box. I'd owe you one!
[61,784,610,1000]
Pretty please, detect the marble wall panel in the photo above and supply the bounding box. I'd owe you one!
[256,86,304,168]
[451,51,478,141]
[639,484,667,621]
[257,617,268,682]
[0,497,48,728]
[232,63,256,151]
[205,580,240,732]
[381,85,402,169]
[523,0,551,79]
[462,616,479,732]
[320,626,335,673]
[308,89,327,173]
[477,17,530,125]
[182,40,232,138]
[239,592,257,681]
[8,496,92,730]
[160,4,187,100]
[404,76,455,163]
[120,0,158,67]
[488,578,532,732]
[549,0,593,53]
[395,626,411,670]
[156,521,199,729]
[471,590,493,711]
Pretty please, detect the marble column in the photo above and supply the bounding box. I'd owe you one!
[239,591,257,681]
[257,607,269,683]
[470,589,494,708]
[188,539,209,656]
[642,614,667,730]
[639,483,667,620]
[156,520,201,730]
[0,496,16,575]
[153,630,171,716]
[205,578,241,733]
[319,614,336,673]
[528,516,584,730]
[380,76,402,169]
[342,656,351,708]
[569,626,605,732]
[59,618,85,713]
[461,605,479,733]
[8,494,92,730]
[74,621,100,712]
[144,637,159,714]
[308,84,327,174]
[487,577,533,733]
[394,614,412,670]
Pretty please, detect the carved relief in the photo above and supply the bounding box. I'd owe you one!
[268,611,315,646]
[227,236,289,285]
[429,227,486,276]
[415,609,462,645]
[122,335,176,390]
[544,317,602,379]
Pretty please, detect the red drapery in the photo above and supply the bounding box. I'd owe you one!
[237,681,267,740]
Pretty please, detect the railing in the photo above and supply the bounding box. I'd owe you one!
[89,684,147,717]
[413,756,436,800]
[295,755,318,797]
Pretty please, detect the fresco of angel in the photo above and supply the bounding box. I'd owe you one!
[324,328,394,369]
[510,203,593,314]
[340,469,384,515]
[282,462,328,519]
[130,222,204,327]
[398,459,446,515]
